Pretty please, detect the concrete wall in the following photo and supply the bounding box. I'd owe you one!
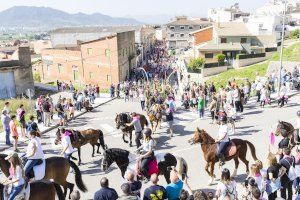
[14,47,34,95]
[202,65,228,77]
[233,51,274,68]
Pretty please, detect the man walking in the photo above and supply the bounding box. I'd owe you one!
[42,98,51,127]
[126,112,143,148]
[1,110,12,146]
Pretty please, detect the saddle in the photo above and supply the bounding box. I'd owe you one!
[22,158,46,180]
[225,141,237,157]
[135,158,159,178]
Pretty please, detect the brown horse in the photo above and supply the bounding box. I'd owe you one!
[0,154,87,198]
[0,180,64,200]
[275,120,296,146]
[188,128,258,184]
[115,113,148,147]
[147,104,164,132]
[55,128,108,165]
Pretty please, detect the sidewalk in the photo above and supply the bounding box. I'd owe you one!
[0,92,115,151]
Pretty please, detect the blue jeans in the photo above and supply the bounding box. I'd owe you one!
[8,184,24,200]
[5,128,11,145]
[199,108,204,118]
[218,141,230,157]
[24,159,40,179]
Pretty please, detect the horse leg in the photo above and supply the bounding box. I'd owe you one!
[67,182,75,199]
[205,162,210,176]
[209,161,216,185]
[91,144,95,157]
[129,131,133,147]
[163,170,171,184]
[96,142,100,153]
[232,157,239,177]
[78,148,82,165]
[63,185,68,198]
[239,154,250,174]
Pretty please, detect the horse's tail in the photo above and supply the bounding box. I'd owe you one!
[98,130,107,150]
[69,160,88,192]
[245,140,258,161]
[176,156,188,180]
[52,181,64,200]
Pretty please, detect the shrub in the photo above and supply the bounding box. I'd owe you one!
[287,29,300,39]
[188,57,205,72]
[215,54,226,64]
[33,72,41,82]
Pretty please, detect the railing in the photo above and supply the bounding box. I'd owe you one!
[265,47,278,52]
[237,53,266,60]
[204,62,221,68]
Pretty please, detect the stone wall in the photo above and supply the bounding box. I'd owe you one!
[202,65,228,77]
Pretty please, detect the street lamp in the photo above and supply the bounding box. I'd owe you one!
[278,0,287,95]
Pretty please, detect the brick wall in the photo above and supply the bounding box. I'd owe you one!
[193,27,213,46]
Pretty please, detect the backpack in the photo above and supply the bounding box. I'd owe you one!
[225,183,238,200]
[285,157,297,181]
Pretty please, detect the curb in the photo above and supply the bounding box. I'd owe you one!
[0,97,116,151]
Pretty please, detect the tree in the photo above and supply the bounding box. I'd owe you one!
[188,57,205,72]
[216,54,226,65]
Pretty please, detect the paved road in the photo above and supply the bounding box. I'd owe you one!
[2,94,300,199]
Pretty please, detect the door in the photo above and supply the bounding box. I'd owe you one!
[0,71,16,99]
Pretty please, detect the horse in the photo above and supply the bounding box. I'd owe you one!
[188,128,258,184]
[115,113,148,147]
[100,148,188,184]
[55,128,108,165]
[0,180,65,200]
[275,120,296,146]
[0,154,87,199]
[147,104,165,132]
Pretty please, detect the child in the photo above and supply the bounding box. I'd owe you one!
[9,115,19,152]
[69,102,75,119]
[225,103,236,134]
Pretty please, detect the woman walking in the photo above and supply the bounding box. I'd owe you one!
[9,115,19,152]
[17,104,26,137]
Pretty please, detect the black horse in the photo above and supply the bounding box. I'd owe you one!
[275,121,296,146]
[115,113,148,147]
[101,148,188,183]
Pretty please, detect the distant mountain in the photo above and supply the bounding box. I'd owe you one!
[126,14,175,25]
[0,6,142,29]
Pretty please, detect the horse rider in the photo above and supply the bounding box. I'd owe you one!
[126,112,143,149]
[215,115,230,166]
[136,128,155,180]
[24,131,44,181]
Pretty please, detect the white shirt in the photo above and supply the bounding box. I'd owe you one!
[256,82,263,91]
[218,124,230,142]
[142,139,154,152]
[280,86,287,97]
[61,135,74,154]
[10,166,25,187]
[216,181,237,200]
[26,137,44,159]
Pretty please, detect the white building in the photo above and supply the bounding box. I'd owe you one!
[207,3,249,23]
[155,28,167,41]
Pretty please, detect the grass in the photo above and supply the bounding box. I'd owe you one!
[0,99,35,132]
[207,41,300,89]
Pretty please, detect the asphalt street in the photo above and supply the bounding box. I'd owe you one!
[2,94,300,199]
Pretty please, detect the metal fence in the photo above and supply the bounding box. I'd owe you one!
[238,53,266,60]
[204,62,221,68]
[265,47,278,52]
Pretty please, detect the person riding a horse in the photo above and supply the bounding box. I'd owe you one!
[126,112,143,149]
[215,115,230,166]
[24,131,45,181]
[136,128,156,180]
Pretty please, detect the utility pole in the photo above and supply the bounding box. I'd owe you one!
[278,0,287,95]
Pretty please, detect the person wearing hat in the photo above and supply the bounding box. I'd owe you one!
[136,128,155,180]
[1,109,12,146]
[215,115,230,166]
[126,112,143,148]
[2,153,25,200]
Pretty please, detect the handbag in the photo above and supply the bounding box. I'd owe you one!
[285,157,297,181]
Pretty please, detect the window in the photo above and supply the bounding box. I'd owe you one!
[180,26,185,30]
[180,34,185,37]
[221,38,227,43]
[58,64,64,74]
[189,26,193,30]
[105,49,111,57]
[47,65,50,71]
[170,34,175,37]
[73,70,79,81]
[199,26,202,29]
[170,26,175,30]
[87,48,93,55]
[241,38,247,43]
[205,53,214,58]
[107,75,111,82]
[89,72,93,79]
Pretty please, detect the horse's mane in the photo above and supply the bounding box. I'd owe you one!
[0,154,7,160]
[197,128,215,143]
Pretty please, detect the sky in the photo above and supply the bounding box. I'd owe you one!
[0,0,268,17]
